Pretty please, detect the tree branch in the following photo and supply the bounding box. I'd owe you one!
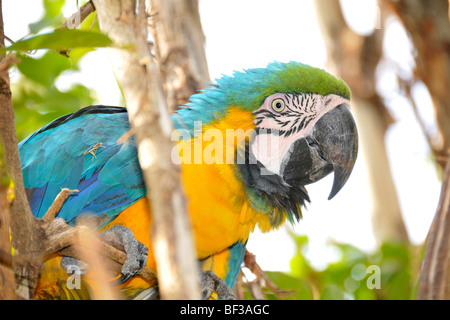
[243,250,296,299]
[41,188,78,223]
[58,0,96,30]
[382,0,450,169]
[0,0,43,299]
[149,0,210,112]
[42,217,157,284]
[418,158,450,299]
[0,180,16,299]
[0,0,162,299]
[92,0,201,299]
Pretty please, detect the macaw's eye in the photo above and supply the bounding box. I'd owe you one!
[271,98,285,112]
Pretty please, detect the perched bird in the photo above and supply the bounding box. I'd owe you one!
[19,61,358,299]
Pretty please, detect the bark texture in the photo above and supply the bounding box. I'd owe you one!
[149,0,210,112]
[92,0,201,299]
[418,159,450,299]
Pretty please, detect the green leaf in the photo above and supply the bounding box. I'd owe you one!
[17,51,71,87]
[4,29,113,53]
[28,0,66,33]
[265,271,314,300]
[320,284,345,300]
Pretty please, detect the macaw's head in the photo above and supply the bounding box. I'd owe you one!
[173,61,358,227]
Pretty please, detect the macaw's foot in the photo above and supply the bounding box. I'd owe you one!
[61,256,89,274]
[100,224,149,284]
[60,224,148,285]
[200,270,234,300]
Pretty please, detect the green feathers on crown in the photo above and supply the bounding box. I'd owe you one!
[218,61,351,110]
[172,61,351,131]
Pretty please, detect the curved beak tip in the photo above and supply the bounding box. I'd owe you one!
[316,105,358,201]
[280,104,358,201]
[328,166,352,200]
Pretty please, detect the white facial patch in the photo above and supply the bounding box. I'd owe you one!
[250,93,350,176]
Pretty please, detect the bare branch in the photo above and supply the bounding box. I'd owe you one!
[42,189,79,223]
[148,0,210,112]
[418,158,450,299]
[382,0,450,169]
[59,0,96,30]
[0,0,44,299]
[42,218,157,284]
[91,0,201,299]
[243,250,296,299]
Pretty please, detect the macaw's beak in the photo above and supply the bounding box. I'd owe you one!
[280,104,358,200]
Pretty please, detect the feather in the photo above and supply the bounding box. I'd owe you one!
[19,106,146,227]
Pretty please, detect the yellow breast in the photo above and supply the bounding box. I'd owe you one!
[109,107,274,266]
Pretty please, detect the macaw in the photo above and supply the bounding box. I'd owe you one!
[18,61,358,299]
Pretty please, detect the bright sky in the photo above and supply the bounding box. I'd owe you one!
[3,0,441,272]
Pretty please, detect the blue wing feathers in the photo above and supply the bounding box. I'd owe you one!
[19,106,146,227]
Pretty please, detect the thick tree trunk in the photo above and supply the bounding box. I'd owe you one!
[92,0,201,299]
[315,0,410,244]
[0,0,42,299]
[0,177,16,299]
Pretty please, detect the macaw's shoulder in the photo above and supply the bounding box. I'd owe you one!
[19,105,146,227]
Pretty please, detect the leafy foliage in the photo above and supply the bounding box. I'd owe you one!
[5,29,112,53]
[28,0,66,33]
[243,233,420,300]
[10,0,108,141]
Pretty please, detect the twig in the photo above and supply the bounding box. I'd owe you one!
[244,250,297,299]
[58,0,96,30]
[246,279,265,300]
[3,34,14,45]
[399,77,442,160]
[117,127,135,144]
[57,0,96,57]
[42,188,78,223]
[0,54,20,83]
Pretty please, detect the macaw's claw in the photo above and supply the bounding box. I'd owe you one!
[60,225,148,285]
[200,270,234,300]
[61,256,89,275]
[100,224,149,285]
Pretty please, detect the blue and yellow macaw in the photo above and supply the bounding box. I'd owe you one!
[18,61,358,299]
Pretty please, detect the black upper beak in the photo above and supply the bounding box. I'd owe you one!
[280,104,358,200]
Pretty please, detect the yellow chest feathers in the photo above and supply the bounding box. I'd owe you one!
[174,107,275,258]
[108,107,276,263]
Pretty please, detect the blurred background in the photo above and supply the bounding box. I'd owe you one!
[3,0,449,299]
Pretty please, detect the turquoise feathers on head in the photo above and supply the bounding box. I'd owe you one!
[172,61,351,132]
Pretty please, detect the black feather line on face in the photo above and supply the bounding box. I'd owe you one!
[253,93,319,138]
[235,144,310,226]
